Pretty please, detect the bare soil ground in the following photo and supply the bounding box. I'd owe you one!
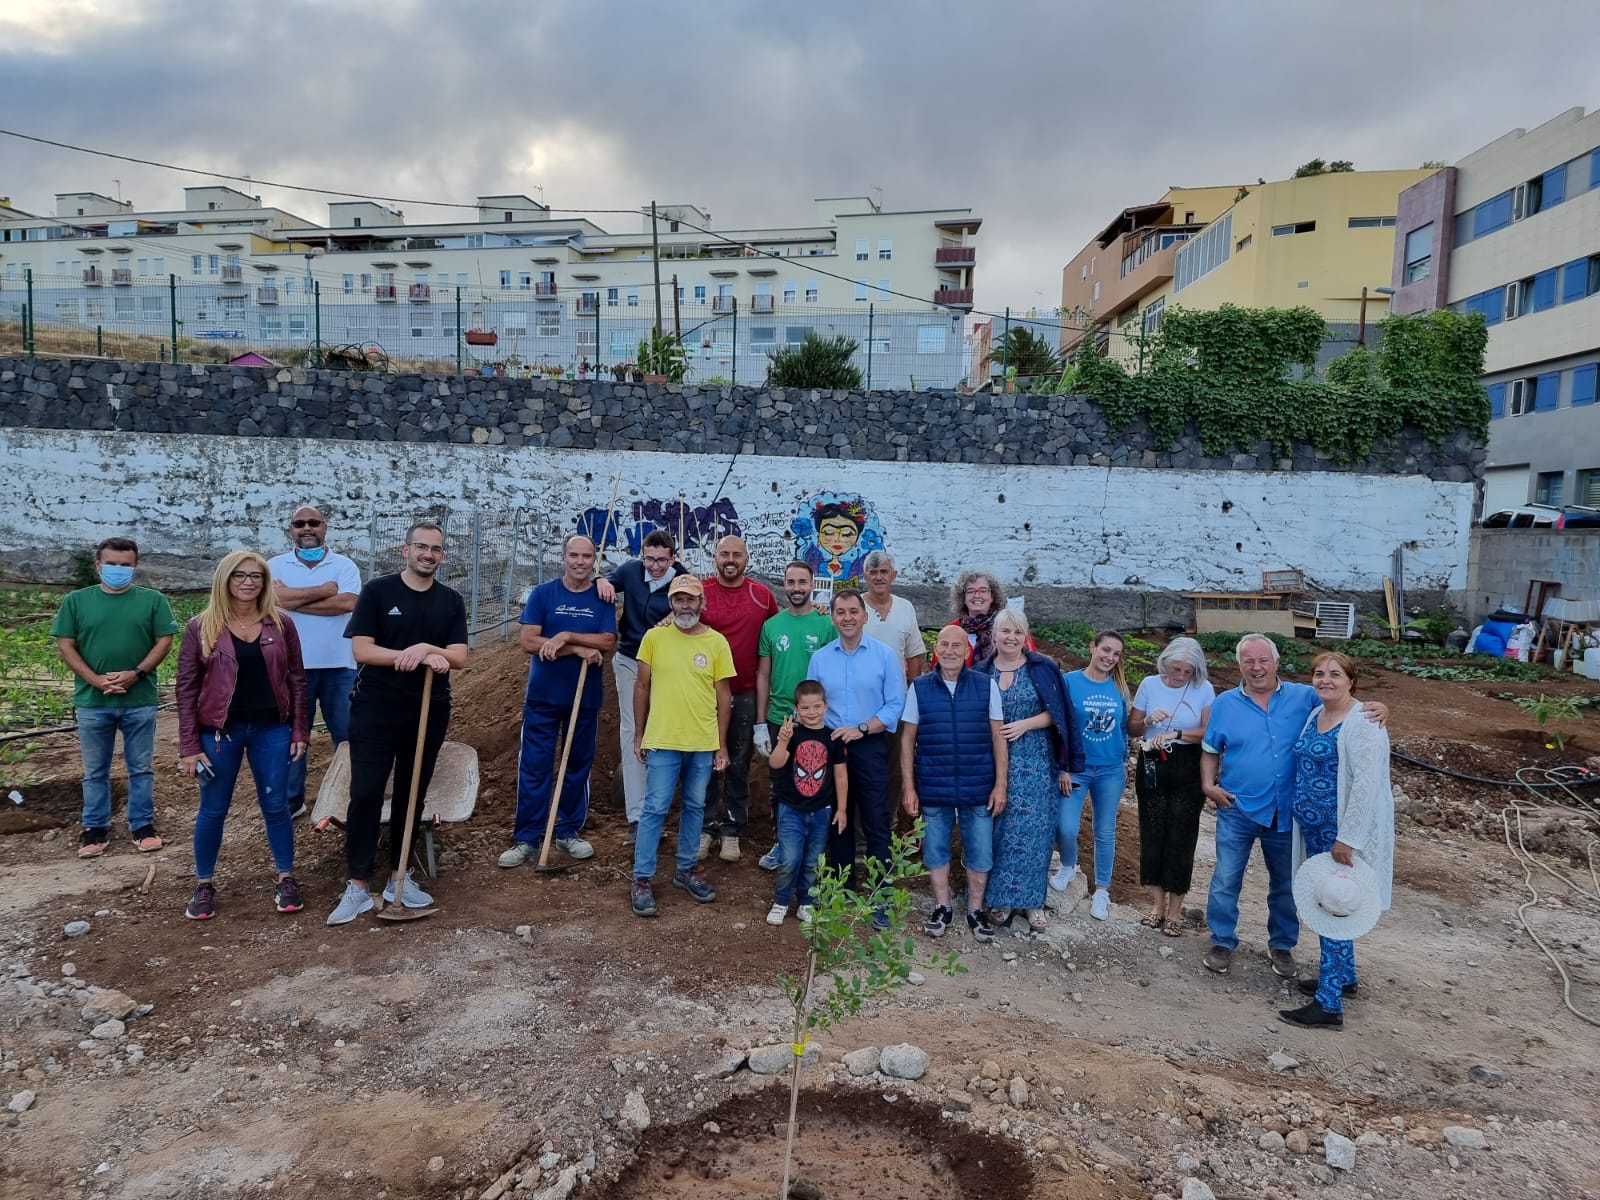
[2,639,1599,1200]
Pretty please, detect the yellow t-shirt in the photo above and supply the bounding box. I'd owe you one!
[637,624,735,752]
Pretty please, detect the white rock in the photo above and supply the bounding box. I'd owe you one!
[90,1019,125,1041]
[619,1090,650,1131]
[7,1090,35,1114]
[1181,1179,1216,1200]
[1323,1130,1356,1171]
[80,990,138,1024]
[1268,1051,1299,1073]
[64,921,91,938]
[1175,1154,1201,1172]
[60,963,76,977]
[747,1043,816,1075]
[1157,945,1174,959]
[427,1156,444,1172]
[907,970,925,985]
[1007,1075,1030,1107]
[1443,1126,1488,1150]
[708,1046,746,1077]
[532,1166,578,1200]
[514,925,532,939]
[1258,1130,1285,1151]
[878,1043,930,1080]
[538,1151,561,1170]
[842,1047,881,1077]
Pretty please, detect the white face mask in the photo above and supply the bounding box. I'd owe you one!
[672,611,699,630]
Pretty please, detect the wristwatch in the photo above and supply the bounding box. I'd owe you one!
[857,722,870,736]
[134,667,149,681]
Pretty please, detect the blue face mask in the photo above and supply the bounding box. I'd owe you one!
[100,564,135,589]
[295,546,327,563]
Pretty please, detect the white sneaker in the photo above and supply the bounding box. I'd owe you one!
[554,836,594,860]
[697,833,713,861]
[719,835,741,863]
[797,905,816,924]
[326,882,373,926]
[765,902,788,926]
[1090,889,1110,921]
[381,871,434,909]
[1049,864,1082,891]
[498,841,535,868]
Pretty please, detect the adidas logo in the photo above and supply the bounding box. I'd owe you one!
[388,606,403,615]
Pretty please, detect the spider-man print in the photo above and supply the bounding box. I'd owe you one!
[793,737,830,798]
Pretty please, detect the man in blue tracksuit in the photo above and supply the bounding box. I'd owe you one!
[900,624,1008,943]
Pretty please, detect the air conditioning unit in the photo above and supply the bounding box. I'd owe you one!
[1314,602,1356,639]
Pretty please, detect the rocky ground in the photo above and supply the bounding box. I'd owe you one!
[2,639,1598,1200]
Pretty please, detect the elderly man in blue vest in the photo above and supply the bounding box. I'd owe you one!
[900,624,1008,944]
[1200,633,1387,978]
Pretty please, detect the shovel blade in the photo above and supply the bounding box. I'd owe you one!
[375,905,439,922]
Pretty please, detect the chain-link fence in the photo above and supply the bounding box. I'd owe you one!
[0,273,973,390]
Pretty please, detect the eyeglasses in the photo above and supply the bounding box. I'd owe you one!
[641,555,671,565]
[230,571,265,583]
[964,587,992,597]
[407,542,444,555]
[290,519,324,529]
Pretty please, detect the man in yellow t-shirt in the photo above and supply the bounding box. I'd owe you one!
[630,575,733,916]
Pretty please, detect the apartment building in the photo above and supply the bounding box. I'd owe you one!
[1390,106,1600,513]
[0,186,980,387]
[1060,171,1435,364]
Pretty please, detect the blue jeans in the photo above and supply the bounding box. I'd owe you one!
[192,721,295,878]
[773,803,833,907]
[1058,763,1125,889]
[632,749,713,880]
[1205,804,1299,952]
[921,804,995,872]
[285,666,354,804]
[515,700,598,843]
[76,705,158,831]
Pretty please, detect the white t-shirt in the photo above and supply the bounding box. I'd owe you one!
[901,674,1003,724]
[1131,675,1216,735]
[863,593,924,663]
[267,550,362,669]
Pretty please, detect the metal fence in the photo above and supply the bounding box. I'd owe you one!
[0,272,974,390]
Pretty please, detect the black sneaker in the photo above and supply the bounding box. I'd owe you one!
[1298,978,1359,999]
[185,882,216,920]
[870,906,891,931]
[274,876,304,913]
[288,796,308,820]
[671,866,717,904]
[924,905,953,938]
[966,910,995,943]
[625,820,638,846]
[631,878,657,917]
[1279,999,1344,1029]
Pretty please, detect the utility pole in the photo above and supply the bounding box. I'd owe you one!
[1357,286,1369,346]
[650,201,663,338]
[671,273,681,345]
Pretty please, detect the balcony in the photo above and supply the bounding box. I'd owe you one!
[374,284,398,302]
[534,281,558,298]
[934,287,974,308]
[82,268,104,286]
[256,287,279,305]
[408,283,431,302]
[712,295,737,314]
[221,265,243,284]
[574,296,598,315]
[935,246,976,266]
[111,268,133,285]
[749,294,775,313]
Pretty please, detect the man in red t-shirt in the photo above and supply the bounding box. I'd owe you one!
[699,535,779,862]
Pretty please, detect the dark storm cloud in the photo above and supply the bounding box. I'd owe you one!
[1,0,1595,309]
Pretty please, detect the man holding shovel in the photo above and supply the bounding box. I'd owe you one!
[500,534,617,868]
[327,522,469,925]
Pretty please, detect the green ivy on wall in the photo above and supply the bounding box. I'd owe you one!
[1071,304,1490,462]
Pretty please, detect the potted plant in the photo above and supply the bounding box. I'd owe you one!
[464,329,497,346]
[636,331,688,384]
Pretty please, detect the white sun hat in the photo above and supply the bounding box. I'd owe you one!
[1293,853,1383,940]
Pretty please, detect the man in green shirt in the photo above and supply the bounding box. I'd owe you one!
[753,560,837,870]
[50,536,179,858]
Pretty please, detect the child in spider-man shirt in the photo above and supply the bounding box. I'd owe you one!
[765,679,848,927]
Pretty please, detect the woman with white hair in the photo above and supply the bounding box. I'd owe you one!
[1129,636,1216,935]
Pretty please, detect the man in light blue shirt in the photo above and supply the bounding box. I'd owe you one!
[1200,634,1386,979]
[805,589,904,925]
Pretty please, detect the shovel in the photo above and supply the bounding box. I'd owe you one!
[378,669,440,922]
[533,658,590,877]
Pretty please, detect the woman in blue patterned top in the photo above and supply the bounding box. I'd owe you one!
[1280,651,1394,1030]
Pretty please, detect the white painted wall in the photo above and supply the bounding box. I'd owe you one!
[0,429,1475,592]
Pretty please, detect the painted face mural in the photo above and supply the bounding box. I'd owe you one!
[790,492,884,593]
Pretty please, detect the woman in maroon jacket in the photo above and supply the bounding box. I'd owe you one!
[177,550,308,920]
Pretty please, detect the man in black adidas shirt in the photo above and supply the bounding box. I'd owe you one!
[327,521,470,925]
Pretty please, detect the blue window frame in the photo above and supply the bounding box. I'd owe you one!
[1542,164,1566,208]
[1592,148,1600,190]
[1474,191,1514,237]
[1562,258,1590,304]
[1532,269,1558,312]
[1573,365,1597,408]
[1487,382,1506,419]
[1535,372,1561,412]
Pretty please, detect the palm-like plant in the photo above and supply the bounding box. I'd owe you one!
[984,326,1060,378]
[767,332,864,389]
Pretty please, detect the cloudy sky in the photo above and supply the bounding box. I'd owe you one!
[2,0,1595,317]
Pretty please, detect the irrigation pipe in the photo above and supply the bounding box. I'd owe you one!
[1390,749,1600,789]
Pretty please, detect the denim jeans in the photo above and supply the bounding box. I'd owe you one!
[1058,763,1125,889]
[76,705,158,831]
[285,666,354,804]
[1205,803,1299,952]
[192,721,295,878]
[632,749,713,880]
[773,803,832,907]
[825,731,891,889]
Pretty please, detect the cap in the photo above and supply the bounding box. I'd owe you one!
[667,575,704,598]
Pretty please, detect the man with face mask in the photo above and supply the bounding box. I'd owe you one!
[268,505,362,818]
[52,536,179,858]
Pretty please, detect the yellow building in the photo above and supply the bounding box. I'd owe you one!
[1060,170,1437,362]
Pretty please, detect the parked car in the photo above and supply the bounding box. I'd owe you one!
[1479,504,1600,529]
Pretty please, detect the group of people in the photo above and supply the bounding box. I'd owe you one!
[52,517,1396,1031]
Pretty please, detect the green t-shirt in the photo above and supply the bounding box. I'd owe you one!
[758,610,837,722]
[50,585,179,708]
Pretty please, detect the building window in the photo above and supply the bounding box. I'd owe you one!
[876,277,891,299]
[693,284,707,304]
[1092,280,1100,302]
[1535,471,1565,505]
[783,281,797,303]
[141,294,162,319]
[85,298,104,321]
[1235,235,1253,252]
[499,270,512,288]
[916,325,947,353]
[1174,213,1231,292]
[518,273,531,290]
[503,310,528,336]
[259,316,284,339]
[1577,467,1600,508]
[607,329,629,356]
[113,295,135,317]
[1573,364,1598,408]
[878,238,892,260]
[805,280,819,303]
[411,311,433,338]
[1270,221,1316,236]
[1508,376,1543,415]
[1504,278,1533,321]
[855,237,869,261]
[1347,216,1397,228]
[465,234,484,249]
[871,326,890,352]
[627,287,639,307]
[1141,296,1165,337]
[1403,223,1433,284]
[152,257,164,276]
[342,274,354,294]
[360,274,372,292]
[576,328,597,355]
[786,326,807,346]
[536,304,560,337]
[606,287,618,307]
[192,255,203,275]
[854,279,868,301]
[750,326,776,350]
[457,273,469,286]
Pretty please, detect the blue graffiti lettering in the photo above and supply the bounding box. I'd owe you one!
[575,498,741,554]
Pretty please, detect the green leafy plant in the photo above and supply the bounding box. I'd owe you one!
[767,332,863,389]
[777,825,961,1197]
[1513,693,1584,749]
[984,326,1060,378]
[635,331,688,382]
[1293,159,1355,177]
[1033,619,1095,656]
[1419,605,1457,647]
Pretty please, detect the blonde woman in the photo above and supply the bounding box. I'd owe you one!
[1056,631,1131,920]
[176,551,309,920]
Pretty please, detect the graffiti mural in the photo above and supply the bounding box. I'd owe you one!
[790,492,885,593]
[574,496,741,556]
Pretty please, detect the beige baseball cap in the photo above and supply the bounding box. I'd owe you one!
[667,574,704,598]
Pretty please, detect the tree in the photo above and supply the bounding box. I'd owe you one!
[767,332,864,389]
[983,326,1060,377]
[1420,160,1448,170]
[1293,159,1355,178]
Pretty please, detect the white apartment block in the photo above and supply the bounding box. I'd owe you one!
[0,186,980,388]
